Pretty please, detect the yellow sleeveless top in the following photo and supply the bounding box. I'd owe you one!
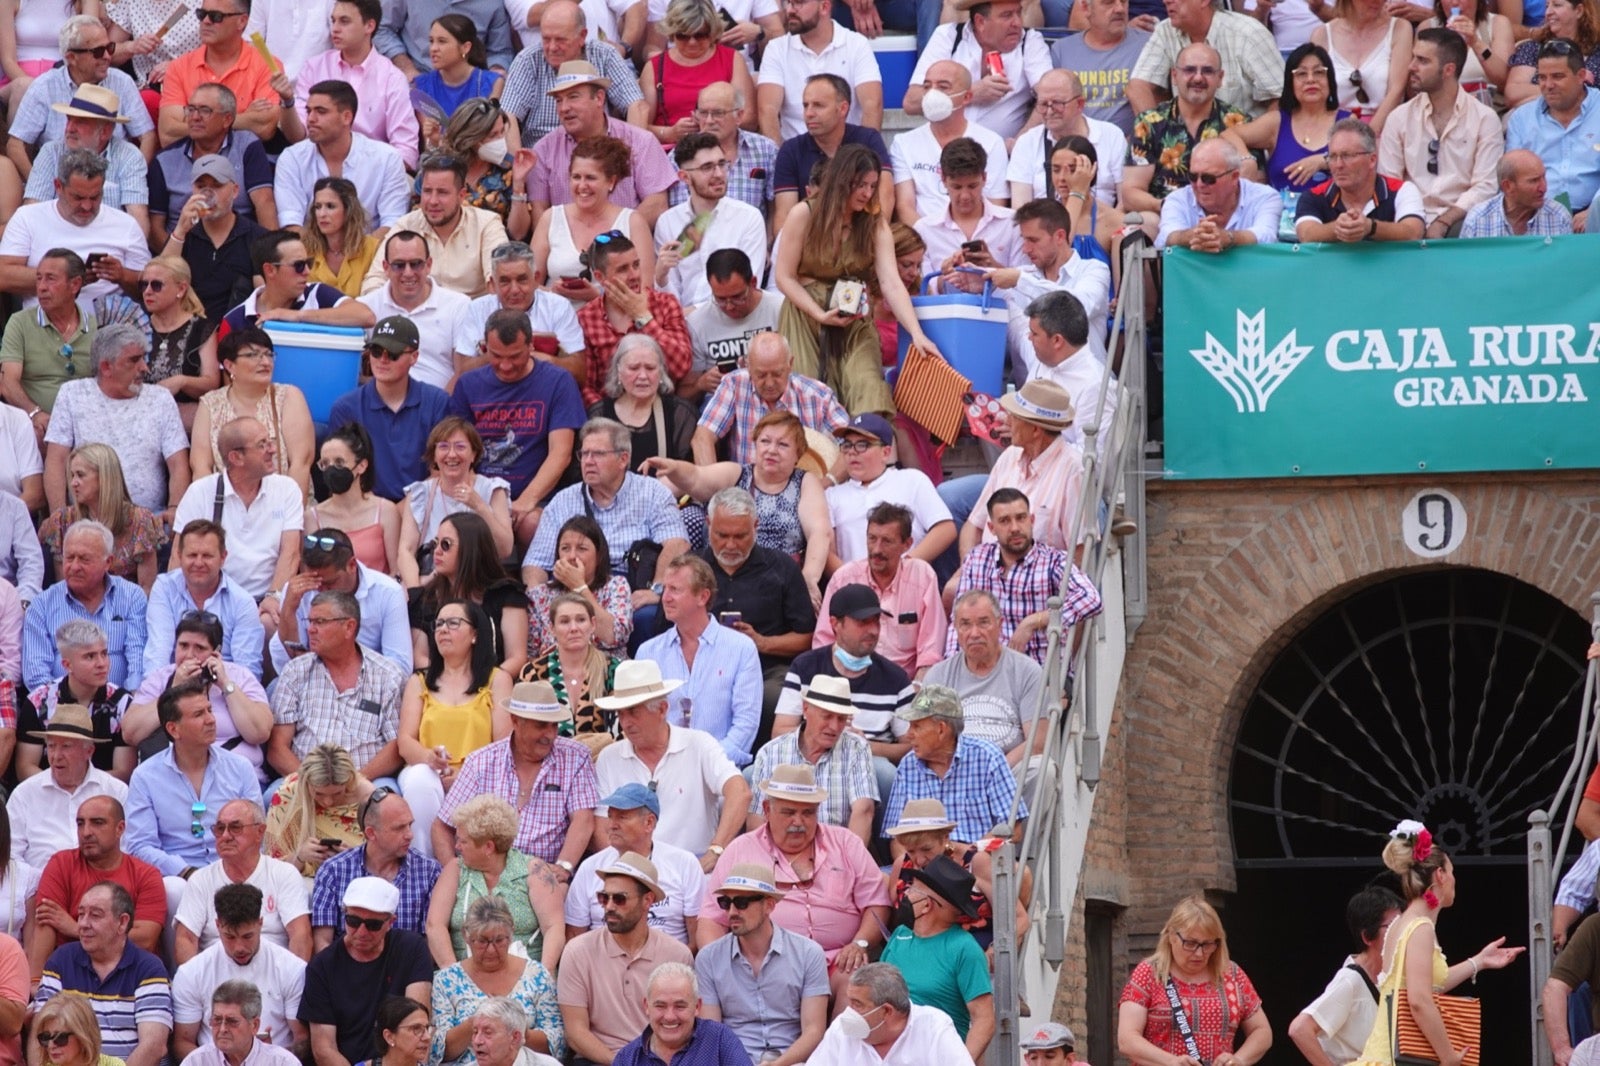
[1355,915,1451,1065]
[417,680,498,770]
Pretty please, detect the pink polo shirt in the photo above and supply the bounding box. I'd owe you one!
[293,47,420,169]
[555,927,693,1053]
[814,556,947,676]
[701,824,891,960]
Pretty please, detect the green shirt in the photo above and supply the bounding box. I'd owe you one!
[880,923,992,1037]
[0,303,95,412]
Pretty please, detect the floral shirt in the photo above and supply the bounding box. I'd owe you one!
[429,959,565,1065]
[1119,959,1261,1063]
[1128,99,1249,200]
[39,507,163,581]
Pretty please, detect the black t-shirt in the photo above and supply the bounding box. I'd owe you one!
[778,645,913,743]
[700,545,817,669]
[20,680,131,774]
[408,579,528,664]
[182,216,269,327]
[300,930,435,1064]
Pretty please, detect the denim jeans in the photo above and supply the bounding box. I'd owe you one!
[833,0,941,52]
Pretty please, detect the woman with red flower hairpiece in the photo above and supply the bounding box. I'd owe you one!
[1352,820,1526,1066]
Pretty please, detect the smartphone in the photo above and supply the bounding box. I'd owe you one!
[718,5,736,29]
[319,838,343,849]
[719,610,743,627]
[983,51,1005,78]
[961,240,985,254]
[85,253,107,270]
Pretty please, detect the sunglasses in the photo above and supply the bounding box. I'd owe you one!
[180,609,221,625]
[1348,68,1371,105]
[275,258,312,273]
[190,801,208,839]
[1541,38,1579,58]
[589,229,624,256]
[68,43,116,58]
[1193,168,1237,185]
[715,894,764,910]
[345,914,387,932]
[304,533,342,552]
[360,785,397,829]
[387,258,427,272]
[674,29,712,39]
[195,8,244,21]
[596,891,635,906]
[36,1033,73,1049]
[437,536,456,551]
[59,343,76,377]
[212,820,259,836]
[364,345,408,362]
[139,279,166,292]
[1426,138,1440,175]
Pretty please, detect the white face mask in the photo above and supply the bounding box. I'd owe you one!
[477,137,510,165]
[921,88,955,123]
[837,1004,888,1041]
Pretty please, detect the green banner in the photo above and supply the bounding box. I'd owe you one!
[1162,237,1600,479]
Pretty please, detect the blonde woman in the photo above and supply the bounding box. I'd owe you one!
[140,256,220,432]
[266,743,375,879]
[191,328,317,497]
[435,98,529,238]
[638,0,756,142]
[1117,896,1272,1066]
[302,177,379,297]
[33,991,124,1066]
[38,444,162,591]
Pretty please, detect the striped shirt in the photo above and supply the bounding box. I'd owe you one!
[35,941,172,1058]
[1460,194,1574,238]
[21,575,148,691]
[774,647,913,744]
[437,736,600,862]
[882,734,1029,843]
[523,474,688,574]
[947,544,1103,664]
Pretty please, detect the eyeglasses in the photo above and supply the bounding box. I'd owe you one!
[682,159,729,174]
[68,43,116,58]
[694,107,736,119]
[578,448,623,460]
[1292,66,1330,79]
[1348,68,1370,105]
[1326,151,1372,164]
[1193,168,1237,186]
[345,914,388,932]
[212,820,261,836]
[596,891,635,906]
[434,616,473,632]
[183,104,220,118]
[1174,933,1221,954]
[195,8,245,21]
[190,801,208,839]
[360,785,397,828]
[1036,96,1081,112]
[715,894,764,910]
[233,348,275,361]
[36,1033,73,1049]
[1426,137,1440,175]
[397,1023,436,1036]
[275,258,312,273]
[139,279,165,292]
[437,536,456,551]
[837,438,880,454]
[387,258,427,272]
[469,934,510,950]
[305,614,352,627]
[304,533,341,552]
[1176,64,1219,77]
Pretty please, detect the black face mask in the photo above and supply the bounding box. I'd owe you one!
[323,465,356,494]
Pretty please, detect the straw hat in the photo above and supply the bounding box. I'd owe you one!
[594,660,684,711]
[759,764,826,804]
[801,674,856,716]
[713,862,786,899]
[999,379,1076,431]
[597,850,664,897]
[506,680,571,722]
[886,798,957,837]
[546,60,611,95]
[26,704,111,743]
[52,84,129,124]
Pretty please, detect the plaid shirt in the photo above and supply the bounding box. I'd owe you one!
[523,474,689,574]
[1460,194,1574,238]
[270,648,408,769]
[882,734,1028,843]
[309,844,442,933]
[499,41,644,141]
[669,130,778,214]
[0,680,13,730]
[577,289,694,407]
[437,736,600,862]
[696,372,849,465]
[745,727,876,828]
[947,543,1103,664]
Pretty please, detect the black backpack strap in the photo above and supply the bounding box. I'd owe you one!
[1346,961,1380,1003]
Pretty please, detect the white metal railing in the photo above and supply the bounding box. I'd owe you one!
[1528,594,1600,1066]
[987,238,1153,1065]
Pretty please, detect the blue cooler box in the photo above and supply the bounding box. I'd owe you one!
[872,35,918,110]
[261,321,367,425]
[897,280,1009,396]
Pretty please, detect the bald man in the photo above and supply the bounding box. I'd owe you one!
[891,60,1010,224]
[1008,69,1127,208]
[1461,149,1574,238]
[1154,137,1281,250]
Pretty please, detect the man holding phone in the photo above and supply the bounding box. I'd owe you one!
[682,249,782,402]
[915,138,1023,290]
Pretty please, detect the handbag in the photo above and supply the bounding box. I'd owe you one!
[581,486,660,592]
[1392,989,1481,1066]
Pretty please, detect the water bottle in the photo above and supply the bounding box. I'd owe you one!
[1279,187,1299,243]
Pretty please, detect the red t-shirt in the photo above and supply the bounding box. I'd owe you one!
[36,849,168,934]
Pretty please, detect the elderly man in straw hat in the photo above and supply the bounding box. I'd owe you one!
[558,851,693,1064]
[9,702,129,867]
[434,680,599,879]
[701,764,890,1001]
[955,377,1084,559]
[884,685,1026,854]
[23,84,150,228]
[526,60,679,228]
[695,862,829,1066]
[593,660,752,872]
[746,674,877,845]
[880,854,993,1060]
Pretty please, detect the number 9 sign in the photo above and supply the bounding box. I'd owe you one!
[1402,489,1467,559]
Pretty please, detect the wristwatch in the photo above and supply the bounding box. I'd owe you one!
[633,313,655,329]
[707,843,725,856]
[555,859,574,876]
[853,939,869,951]
[650,582,664,596]
[222,680,237,695]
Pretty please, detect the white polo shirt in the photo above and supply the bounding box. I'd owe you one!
[1006,119,1126,206]
[654,198,770,312]
[594,726,741,856]
[756,24,881,141]
[564,841,707,944]
[171,939,307,1049]
[909,23,1054,140]
[175,854,312,952]
[826,467,953,563]
[454,291,586,360]
[173,472,305,600]
[889,120,1010,219]
[10,767,129,868]
[358,280,472,390]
